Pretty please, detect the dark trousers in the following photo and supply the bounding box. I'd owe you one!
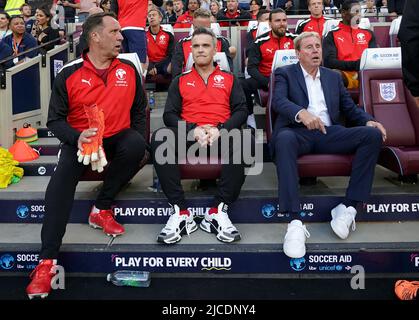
[240,77,269,115]
[40,129,146,259]
[151,127,251,209]
[271,125,382,213]
[122,29,147,63]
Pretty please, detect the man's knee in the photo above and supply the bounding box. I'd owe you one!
[274,130,298,151]
[364,127,383,147]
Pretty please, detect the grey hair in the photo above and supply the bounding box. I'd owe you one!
[294,31,321,51]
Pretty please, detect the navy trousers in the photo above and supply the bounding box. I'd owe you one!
[271,125,383,213]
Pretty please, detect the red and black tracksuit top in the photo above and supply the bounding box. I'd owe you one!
[146,27,174,66]
[173,10,193,29]
[216,8,251,27]
[47,54,147,146]
[112,0,163,30]
[295,15,332,36]
[247,30,296,87]
[323,22,377,71]
[164,66,248,131]
[171,35,233,77]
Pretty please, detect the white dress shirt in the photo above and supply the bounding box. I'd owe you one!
[296,65,332,127]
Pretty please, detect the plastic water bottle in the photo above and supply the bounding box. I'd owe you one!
[148,90,155,110]
[106,270,151,287]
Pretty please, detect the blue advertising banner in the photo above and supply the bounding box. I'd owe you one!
[1,250,418,274]
[2,195,419,224]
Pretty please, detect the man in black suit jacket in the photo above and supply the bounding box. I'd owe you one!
[271,31,386,258]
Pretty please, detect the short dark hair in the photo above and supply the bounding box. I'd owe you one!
[341,0,360,11]
[192,26,216,47]
[9,15,24,27]
[257,9,270,21]
[269,8,286,21]
[0,11,11,20]
[249,0,262,6]
[82,12,117,44]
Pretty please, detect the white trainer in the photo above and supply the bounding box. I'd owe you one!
[330,203,357,240]
[283,219,310,258]
[200,202,241,243]
[157,204,197,244]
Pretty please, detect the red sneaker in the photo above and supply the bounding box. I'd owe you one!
[88,208,125,237]
[26,259,56,299]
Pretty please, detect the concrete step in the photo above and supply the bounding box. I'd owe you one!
[1,221,418,275]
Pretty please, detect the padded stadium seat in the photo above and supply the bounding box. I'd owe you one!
[359,47,419,181]
[266,50,354,179]
[389,16,402,47]
[258,49,298,109]
[161,24,174,35]
[255,21,271,38]
[322,19,340,37]
[80,53,151,181]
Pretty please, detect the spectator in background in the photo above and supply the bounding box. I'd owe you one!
[210,0,221,18]
[20,3,35,34]
[4,0,25,16]
[146,6,174,76]
[272,0,293,11]
[217,0,251,27]
[33,5,60,51]
[295,0,331,36]
[174,0,200,28]
[100,0,111,13]
[54,1,80,23]
[323,0,376,89]
[3,15,38,64]
[363,0,377,14]
[249,0,263,19]
[171,8,234,76]
[164,1,177,23]
[173,0,185,20]
[0,11,11,40]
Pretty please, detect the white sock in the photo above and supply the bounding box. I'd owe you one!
[91,206,100,214]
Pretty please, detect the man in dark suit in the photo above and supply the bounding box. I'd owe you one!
[271,31,386,258]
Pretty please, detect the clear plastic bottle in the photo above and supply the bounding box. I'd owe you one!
[106,270,151,287]
[148,90,155,110]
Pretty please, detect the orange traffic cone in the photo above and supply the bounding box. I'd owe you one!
[16,124,38,143]
[9,140,40,162]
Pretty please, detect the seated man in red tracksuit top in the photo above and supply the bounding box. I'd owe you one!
[323,0,377,89]
[146,6,174,76]
[151,27,250,244]
[295,0,332,37]
[25,12,148,299]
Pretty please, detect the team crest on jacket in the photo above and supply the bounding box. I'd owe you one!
[379,82,396,102]
[159,34,167,45]
[356,33,367,44]
[115,68,128,87]
[213,74,225,89]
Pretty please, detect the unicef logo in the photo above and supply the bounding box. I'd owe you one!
[0,254,15,270]
[261,204,276,218]
[16,205,29,219]
[336,265,343,271]
[290,257,306,271]
[282,56,289,63]
[372,53,379,60]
